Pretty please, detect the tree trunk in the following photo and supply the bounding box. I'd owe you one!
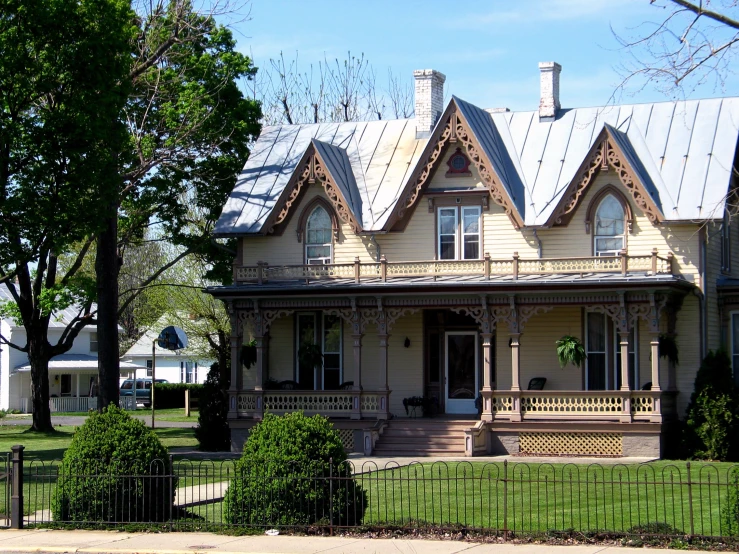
[96,210,120,410]
[28,335,52,432]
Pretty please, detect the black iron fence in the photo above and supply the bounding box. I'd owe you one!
[4,446,739,543]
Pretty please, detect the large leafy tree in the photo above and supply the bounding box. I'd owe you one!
[95,1,261,409]
[0,0,135,430]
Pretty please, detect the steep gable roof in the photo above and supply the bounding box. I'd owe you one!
[215,96,739,236]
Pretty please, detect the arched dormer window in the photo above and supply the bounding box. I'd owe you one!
[305,205,333,264]
[593,194,626,256]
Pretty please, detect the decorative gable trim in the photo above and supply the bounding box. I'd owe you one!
[547,129,664,228]
[387,100,524,231]
[265,145,362,236]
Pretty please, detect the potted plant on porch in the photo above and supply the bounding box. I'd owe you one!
[556,335,587,369]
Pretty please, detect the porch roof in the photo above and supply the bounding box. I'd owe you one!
[13,354,146,373]
[209,271,691,297]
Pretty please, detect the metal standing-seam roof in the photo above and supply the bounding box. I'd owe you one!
[215,96,739,236]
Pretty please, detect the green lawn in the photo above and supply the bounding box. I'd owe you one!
[356,460,739,537]
[7,408,199,423]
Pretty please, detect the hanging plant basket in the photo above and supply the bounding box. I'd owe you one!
[556,335,586,368]
[241,340,257,369]
[658,333,679,366]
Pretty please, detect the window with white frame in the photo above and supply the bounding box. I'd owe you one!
[146,359,153,377]
[437,206,481,260]
[594,194,625,256]
[614,326,638,389]
[295,312,343,390]
[305,206,333,264]
[722,216,731,273]
[180,361,197,383]
[586,311,607,390]
[90,332,98,353]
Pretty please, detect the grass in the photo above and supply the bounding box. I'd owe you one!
[10,408,199,423]
[355,460,739,537]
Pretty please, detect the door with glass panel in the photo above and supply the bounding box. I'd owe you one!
[322,314,342,390]
[445,331,478,414]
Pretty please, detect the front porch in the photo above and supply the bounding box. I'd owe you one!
[214,254,693,457]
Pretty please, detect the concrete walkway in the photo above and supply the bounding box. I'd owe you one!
[0,529,706,554]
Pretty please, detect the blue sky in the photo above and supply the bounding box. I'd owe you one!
[233,0,739,113]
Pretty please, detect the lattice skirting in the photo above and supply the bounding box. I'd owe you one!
[337,429,355,451]
[519,432,623,456]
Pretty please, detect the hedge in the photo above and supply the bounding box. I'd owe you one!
[153,383,204,409]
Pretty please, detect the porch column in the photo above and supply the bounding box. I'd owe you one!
[254,335,266,391]
[619,331,630,391]
[75,374,80,398]
[650,333,661,391]
[378,334,389,391]
[619,330,633,422]
[510,333,521,391]
[480,332,494,421]
[352,333,362,420]
[227,303,242,417]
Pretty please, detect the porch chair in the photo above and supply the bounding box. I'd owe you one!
[527,377,547,390]
[277,380,301,390]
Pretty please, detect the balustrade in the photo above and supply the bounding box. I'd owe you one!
[236,390,389,419]
[49,396,98,413]
[235,251,674,285]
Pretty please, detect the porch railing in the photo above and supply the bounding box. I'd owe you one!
[489,390,663,422]
[235,249,674,284]
[49,396,98,413]
[235,390,389,419]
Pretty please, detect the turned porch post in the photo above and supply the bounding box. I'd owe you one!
[353,334,363,390]
[510,333,521,391]
[619,331,630,392]
[254,335,266,391]
[650,334,661,391]
[481,332,494,421]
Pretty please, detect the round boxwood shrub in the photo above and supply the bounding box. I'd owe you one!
[51,405,175,522]
[223,412,366,527]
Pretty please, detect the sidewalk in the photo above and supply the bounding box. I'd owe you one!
[0,529,706,554]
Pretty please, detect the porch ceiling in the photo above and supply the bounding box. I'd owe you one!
[14,354,146,373]
[210,271,691,297]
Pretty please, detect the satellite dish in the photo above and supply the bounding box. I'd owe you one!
[157,326,188,351]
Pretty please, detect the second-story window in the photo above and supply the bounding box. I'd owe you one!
[594,194,625,256]
[306,206,332,264]
[437,206,481,260]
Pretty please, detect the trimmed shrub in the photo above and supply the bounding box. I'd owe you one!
[51,405,175,522]
[153,383,204,409]
[684,350,739,461]
[223,412,366,527]
[195,362,230,451]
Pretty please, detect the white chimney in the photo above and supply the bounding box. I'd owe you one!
[414,69,446,138]
[538,62,561,121]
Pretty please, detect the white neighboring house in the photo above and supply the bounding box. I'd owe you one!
[120,320,213,385]
[0,284,145,413]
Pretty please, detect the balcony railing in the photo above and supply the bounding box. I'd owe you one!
[235,249,674,284]
[234,390,389,419]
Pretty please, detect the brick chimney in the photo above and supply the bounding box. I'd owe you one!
[538,62,561,121]
[414,69,446,138]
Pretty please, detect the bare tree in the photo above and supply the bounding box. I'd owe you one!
[257,51,414,125]
[614,0,739,96]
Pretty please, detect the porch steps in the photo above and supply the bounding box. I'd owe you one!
[372,419,472,457]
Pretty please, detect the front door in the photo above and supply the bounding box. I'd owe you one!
[445,331,478,414]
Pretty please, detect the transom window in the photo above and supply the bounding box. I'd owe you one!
[305,206,332,264]
[437,206,481,260]
[594,194,625,256]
